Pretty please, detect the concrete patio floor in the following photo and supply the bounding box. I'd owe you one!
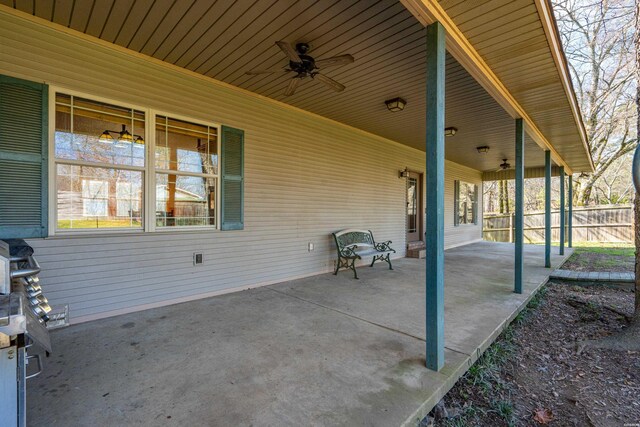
[28,241,571,426]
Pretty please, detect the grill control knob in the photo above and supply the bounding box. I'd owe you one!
[25,285,42,298]
[32,302,52,317]
[28,295,48,306]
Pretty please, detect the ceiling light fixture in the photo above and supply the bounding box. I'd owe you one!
[476,146,490,153]
[99,124,144,147]
[444,127,457,137]
[385,97,406,112]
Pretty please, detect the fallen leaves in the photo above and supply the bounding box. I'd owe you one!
[533,408,554,424]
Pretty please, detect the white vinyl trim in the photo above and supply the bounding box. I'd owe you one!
[48,89,222,235]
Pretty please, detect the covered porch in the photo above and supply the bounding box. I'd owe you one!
[28,241,571,426]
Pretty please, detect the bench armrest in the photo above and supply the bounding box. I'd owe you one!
[339,245,361,259]
[375,241,395,253]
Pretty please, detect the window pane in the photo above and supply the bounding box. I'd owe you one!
[407,177,417,232]
[56,164,143,230]
[55,94,145,167]
[156,173,216,227]
[457,181,476,224]
[155,115,218,175]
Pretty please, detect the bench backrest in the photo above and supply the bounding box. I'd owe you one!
[332,229,375,249]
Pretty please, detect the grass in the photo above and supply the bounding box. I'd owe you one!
[491,399,516,426]
[562,242,635,272]
[57,219,142,229]
[571,241,634,257]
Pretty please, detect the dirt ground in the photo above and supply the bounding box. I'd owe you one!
[422,249,640,427]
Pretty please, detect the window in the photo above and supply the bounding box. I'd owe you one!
[54,94,145,230]
[154,115,218,228]
[53,90,225,233]
[455,181,478,225]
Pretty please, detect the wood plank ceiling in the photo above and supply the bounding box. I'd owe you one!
[437,0,591,172]
[1,0,589,172]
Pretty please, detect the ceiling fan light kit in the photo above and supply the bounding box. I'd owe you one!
[245,41,354,96]
[444,127,457,137]
[385,97,406,112]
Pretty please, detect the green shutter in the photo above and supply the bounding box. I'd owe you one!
[0,75,48,239]
[220,125,244,231]
[453,180,460,227]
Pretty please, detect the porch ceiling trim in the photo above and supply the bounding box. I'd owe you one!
[400,0,593,175]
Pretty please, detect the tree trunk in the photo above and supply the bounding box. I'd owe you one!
[635,195,640,319]
[505,180,510,213]
[635,0,639,319]
[581,180,594,206]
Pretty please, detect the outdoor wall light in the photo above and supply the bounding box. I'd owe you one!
[476,146,490,153]
[99,124,144,146]
[385,97,406,112]
[444,127,457,137]
[399,168,409,178]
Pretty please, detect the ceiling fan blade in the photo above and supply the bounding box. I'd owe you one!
[314,73,345,92]
[276,41,302,63]
[314,54,355,68]
[284,77,301,96]
[245,69,291,75]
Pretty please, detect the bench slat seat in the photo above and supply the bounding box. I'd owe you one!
[352,248,394,257]
[332,229,396,279]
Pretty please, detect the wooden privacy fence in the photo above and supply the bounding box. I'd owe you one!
[483,205,633,243]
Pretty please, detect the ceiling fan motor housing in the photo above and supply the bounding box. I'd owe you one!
[290,55,316,76]
[288,43,315,76]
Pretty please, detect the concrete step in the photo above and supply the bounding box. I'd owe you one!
[407,249,426,259]
[407,241,425,251]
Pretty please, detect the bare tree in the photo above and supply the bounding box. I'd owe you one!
[634,0,639,319]
[554,0,637,205]
[593,154,633,203]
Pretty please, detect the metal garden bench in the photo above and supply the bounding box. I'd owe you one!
[332,229,396,279]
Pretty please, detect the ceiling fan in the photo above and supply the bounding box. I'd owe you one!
[245,41,354,96]
[496,159,513,172]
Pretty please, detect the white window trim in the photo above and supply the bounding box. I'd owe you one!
[457,181,478,226]
[48,87,221,236]
[149,109,221,233]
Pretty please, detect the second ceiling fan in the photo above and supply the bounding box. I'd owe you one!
[496,159,513,172]
[245,41,354,96]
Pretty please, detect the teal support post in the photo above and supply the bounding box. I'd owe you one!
[559,167,565,255]
[568,174,573,248]
[544,151,551,268]
[514,118,524,294]
[425,21,445,372]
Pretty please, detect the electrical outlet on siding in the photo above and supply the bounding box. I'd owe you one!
[193,252,204,266]
[308,242,314,252]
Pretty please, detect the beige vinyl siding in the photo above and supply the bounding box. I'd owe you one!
[0,10,481,323]
[444,162,483,248]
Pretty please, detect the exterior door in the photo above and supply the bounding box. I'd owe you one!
[406,172,422,242]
